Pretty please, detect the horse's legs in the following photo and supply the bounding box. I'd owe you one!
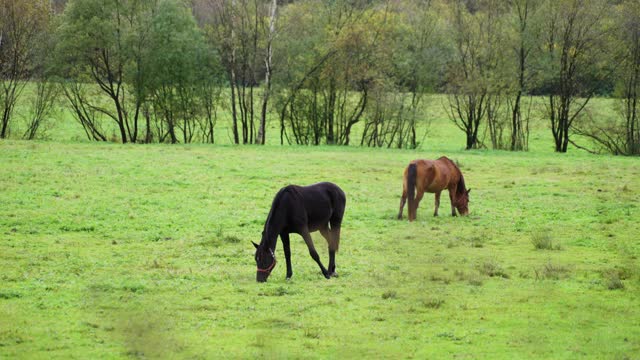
[434,191,441,217]
[329,225,341,276]
[319,225,337,277]
[411,190,425,221]
[301,228,330,279]
[448,189,457,216]
[281,232,293,279]
[327,200,344,277]
[398,189,407,220]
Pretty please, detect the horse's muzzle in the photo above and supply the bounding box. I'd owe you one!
[256,272,269,282]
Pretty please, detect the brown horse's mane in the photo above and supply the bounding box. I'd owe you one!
[456,172,467,197]
[440,156,467,197]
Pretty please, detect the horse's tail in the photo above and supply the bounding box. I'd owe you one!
[407,163,417,221]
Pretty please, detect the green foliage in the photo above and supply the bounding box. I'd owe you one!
[8,0,639,152]
[53,0,224,144]
[145,0,208,89]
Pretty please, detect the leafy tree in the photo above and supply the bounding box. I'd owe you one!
[56,0,222,144]
[275,0,390,146]
[143,0,213,143]
[0,0,51,139]
[55,0,147,143]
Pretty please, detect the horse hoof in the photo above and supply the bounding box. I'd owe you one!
[330,272,338,278]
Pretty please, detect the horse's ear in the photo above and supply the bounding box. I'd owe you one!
[252,241,259,249]
[467,188,471,194]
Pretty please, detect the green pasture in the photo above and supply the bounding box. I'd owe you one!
[1,97,639,358]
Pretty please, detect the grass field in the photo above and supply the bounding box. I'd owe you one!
[1,97,640,358]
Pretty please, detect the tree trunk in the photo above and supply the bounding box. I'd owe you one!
[257,0,277,145]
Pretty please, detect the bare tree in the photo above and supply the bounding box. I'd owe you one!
[539,0,610,153]
[445,0,508,150]
[506,0,540,151]
[202,0,273,144]
[361,85,426,149]
[390,0,442,149]
[256,0,277,145]
[573,0,640,155]
[23,81,58,140]
[60,81,107,142]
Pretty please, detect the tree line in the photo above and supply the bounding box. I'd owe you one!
[0,0,638,155]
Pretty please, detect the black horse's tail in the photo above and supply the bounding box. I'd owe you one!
[407,163,417,221]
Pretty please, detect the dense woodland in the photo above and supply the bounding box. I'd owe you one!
[0,0,638,154]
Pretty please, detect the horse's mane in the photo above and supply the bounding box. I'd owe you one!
[442,157,467,196]
[262,187,288,245]
[262,186,301,245]
[456,172,467,196]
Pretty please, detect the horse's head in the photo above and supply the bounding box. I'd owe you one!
[252,241,276,282]
[456,189,471,216]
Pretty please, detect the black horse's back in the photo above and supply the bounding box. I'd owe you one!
[295,182,345,229]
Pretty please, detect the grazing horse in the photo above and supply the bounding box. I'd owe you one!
[397,156,470,222]
[252,182,346,282]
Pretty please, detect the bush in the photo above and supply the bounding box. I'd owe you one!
[477,260,510,279]
[531,232,561,250]
[535,261,570,280]
[422,298,444,309]
[381,290,397,299]
[605,275,625,290]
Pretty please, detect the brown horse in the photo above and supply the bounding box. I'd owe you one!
[397,156,470,222]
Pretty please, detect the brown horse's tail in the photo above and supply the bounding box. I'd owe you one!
[407,163,417,221]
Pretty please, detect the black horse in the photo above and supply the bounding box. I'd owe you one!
[252,182,346,282]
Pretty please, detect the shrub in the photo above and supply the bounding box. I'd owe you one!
[606,275,625,290]
[531,232,561,250]
[535,261,570,280]
[381,291,397,300]
[422,298,444,309]
[477,260,510,279]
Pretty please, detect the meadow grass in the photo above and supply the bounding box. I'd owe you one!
[1,96,639,358]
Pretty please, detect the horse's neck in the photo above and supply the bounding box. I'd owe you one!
[261,207,284,249]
